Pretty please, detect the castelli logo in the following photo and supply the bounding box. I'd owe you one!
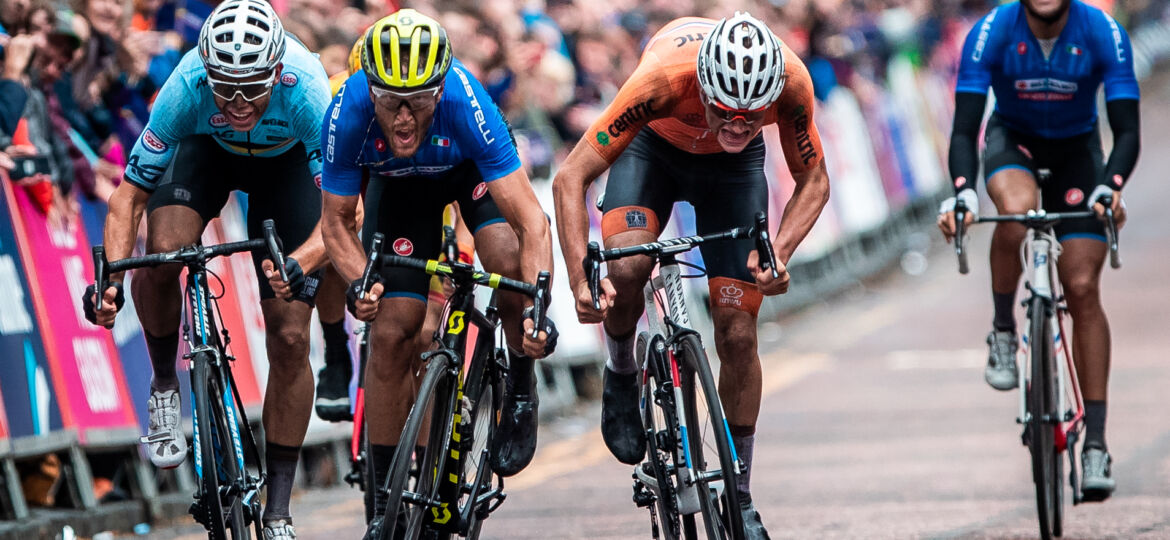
[954,176,967,189]
[313,174,322,189]
[209,113,228,127]
[472,182,488,200]
[1065,188,1084,206]
[1017,41,1027,55]
[1112,174,1123,186]
[281,72,298,87]
[1016,144,1033,160]
[375,138,387,152]
[719,283,744,299]
[393,238,414,256]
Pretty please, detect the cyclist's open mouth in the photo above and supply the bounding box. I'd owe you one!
[224,103,258,129]
[394,128,416,146]
[718,127,752,148]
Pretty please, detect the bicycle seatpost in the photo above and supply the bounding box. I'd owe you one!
[753,212,779,279]
[262,219,289,282]
[584,241,602,310]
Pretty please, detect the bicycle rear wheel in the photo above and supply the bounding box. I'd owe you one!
[639,332,687,540]
[1028,297,1061,540]
[677,335,744,540]
[380,353,455,540]
[192,354,251,539]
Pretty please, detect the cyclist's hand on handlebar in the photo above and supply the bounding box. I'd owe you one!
[937,190,978,242]
[346,279,384,321]
[83,282,124,328]
[521,308,559,359]
[574,277,615,324]
[746,250,790,295]
[262,257,305,301]
[1088,186,1126,229]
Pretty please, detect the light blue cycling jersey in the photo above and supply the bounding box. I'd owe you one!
[123,35,331,191]
[956,0,1139,139]
[321,59,520,197]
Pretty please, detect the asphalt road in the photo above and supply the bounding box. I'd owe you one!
[139,82,1170,540]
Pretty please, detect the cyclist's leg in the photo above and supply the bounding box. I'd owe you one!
[982,117,1040,389]
[595,129,677,465]
[315,264,355,421]
[239,143,324,525]
[360,175,444,518]
[689,134,770,533]
[135,135,233,468]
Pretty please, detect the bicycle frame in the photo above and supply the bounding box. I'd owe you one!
[642,254,739,514]
[1016,230,1085,459]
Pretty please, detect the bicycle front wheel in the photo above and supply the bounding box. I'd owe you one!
[380,353,456,540]
[1028,297,1061,540]
[461,351,502,539]
[192,354,250,539]
[677,335,745,540]
[639,332,687,540]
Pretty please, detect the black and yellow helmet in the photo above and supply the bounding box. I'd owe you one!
[347,27,369,76]
[361,9,452,90]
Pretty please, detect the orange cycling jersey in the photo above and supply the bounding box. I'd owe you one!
[584,17,823,173]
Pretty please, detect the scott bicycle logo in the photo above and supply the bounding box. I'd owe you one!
[447,310,466,335]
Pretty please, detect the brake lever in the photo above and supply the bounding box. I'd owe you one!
[361,233,385,295]
[532,271,551,339]
[753,212,779,279]
[92,246,108,313]
[262,219,289,282]
[442,225,458,264]
[1100,196,1121,269]
[584,241,602,310]
[954,200,969,275]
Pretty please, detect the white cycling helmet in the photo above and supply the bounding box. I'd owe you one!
[696,12,786,111]
[198,0,286,79]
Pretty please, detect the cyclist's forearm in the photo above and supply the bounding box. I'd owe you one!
[103,182,150,282]
[947,91,987,193]
[552,170,591,288]
[774,162,830,264]
[1103,98,1140,189]
[321,193,365,282]
[516,216,554,288]
[287,220,328,273]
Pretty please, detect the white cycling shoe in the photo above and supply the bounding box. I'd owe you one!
[139,389,187,469]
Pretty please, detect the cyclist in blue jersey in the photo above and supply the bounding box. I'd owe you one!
[319,10,557,533]
[938,0,1140,501]
[81,0,333,536]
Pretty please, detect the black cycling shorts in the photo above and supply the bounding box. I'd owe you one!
[361,160,506,303]
[146,135,323,304]
[601,128,768,315]
[982,114,1106,241]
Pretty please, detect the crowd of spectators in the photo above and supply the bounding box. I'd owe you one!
[1,0,1167,224]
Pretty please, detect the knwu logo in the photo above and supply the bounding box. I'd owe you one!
[719,282,744,307]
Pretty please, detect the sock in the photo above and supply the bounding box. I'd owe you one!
[729,424,756,500]
[369,444,396,518]
[321,319,352,369]
[604,330,637,375]
[992,292,1016,332]
[1084,400,1107,450]
[145,330,180,391]
[262,442,301,523]
[508,349,535,398]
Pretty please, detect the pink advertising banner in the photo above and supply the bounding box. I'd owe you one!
[8,185,138,442]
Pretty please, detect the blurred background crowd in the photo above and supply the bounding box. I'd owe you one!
[1,0,1168,219]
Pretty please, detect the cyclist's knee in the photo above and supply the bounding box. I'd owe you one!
[267,323,310,358]
[368,322,421,381]
[712,313,758,363]
[1062,273,1101,307]
[146,208,203,253]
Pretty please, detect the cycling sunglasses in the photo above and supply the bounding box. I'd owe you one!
[369,84,441,113]
[702,93,768,125]
[207,72,276,102]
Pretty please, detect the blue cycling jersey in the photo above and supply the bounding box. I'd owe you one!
[123,36,331,191]
[321,59,520,197]
[956,0,1139,139]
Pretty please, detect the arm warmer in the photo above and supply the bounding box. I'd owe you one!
[1102,98,1139,190]
[947,92,987,193]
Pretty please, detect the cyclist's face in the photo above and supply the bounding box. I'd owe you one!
[209,65,279,133]
[370,85,442,158]
[701,97,767,153]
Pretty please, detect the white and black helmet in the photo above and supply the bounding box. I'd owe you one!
[696,12,786,111]
[198,0,286,79]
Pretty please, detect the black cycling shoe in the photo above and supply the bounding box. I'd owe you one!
[601,366,645,465]
[740,496,772,540]
[315,359,352,422]
[490,379,539,477]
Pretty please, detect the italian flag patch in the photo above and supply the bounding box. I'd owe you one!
[431,135,451,147]
[1068,45,1083,56]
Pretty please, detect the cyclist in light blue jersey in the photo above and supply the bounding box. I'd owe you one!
[938,0,1140,502]
[82,1,332,536]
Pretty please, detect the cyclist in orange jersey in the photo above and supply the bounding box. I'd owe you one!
[553,13,830,538]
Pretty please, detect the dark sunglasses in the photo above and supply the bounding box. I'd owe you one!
[208,72,276,102]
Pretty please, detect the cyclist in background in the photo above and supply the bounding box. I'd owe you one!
[318,10,556,534]
[82,0,333,536]
[552,12,830,538]
[937,0,1139,502]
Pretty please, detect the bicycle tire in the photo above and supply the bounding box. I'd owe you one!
[461,353,500,539]
[677,334,745,540]
[380,353,456,540]
[192,354,250,539]
[1028,296,1060,540]
[637,332,689,540]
